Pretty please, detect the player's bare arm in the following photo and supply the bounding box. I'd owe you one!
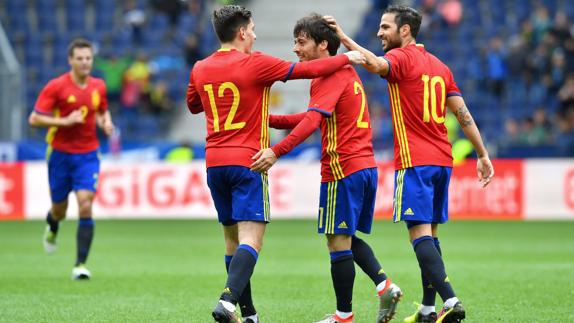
[96,110,114,136]
[324,15,389,76]
[446,95,494,187]
[28,110,84,128]
[343,50,367,65]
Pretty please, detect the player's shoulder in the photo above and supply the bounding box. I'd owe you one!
[320,65,357,84]
[43,73,68,91]
[248,51,284,64]
[89,76,106,88]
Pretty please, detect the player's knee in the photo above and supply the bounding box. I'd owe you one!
[239,239,263,253]
[51,211,67,221]
[78,199,93,215]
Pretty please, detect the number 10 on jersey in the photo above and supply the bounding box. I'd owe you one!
[421,74,446,124]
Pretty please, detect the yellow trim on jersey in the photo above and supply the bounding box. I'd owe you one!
[217,48,232,52]
[326,113,344,180]
[326,181,339,234]
[261,173,270,221]
[389,83,412,168]
[394,170,406,222]
[260,87,270,149]
[45,108,61,158]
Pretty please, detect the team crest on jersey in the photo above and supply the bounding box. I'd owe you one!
[67,95,76,103]
[92,90,100,110]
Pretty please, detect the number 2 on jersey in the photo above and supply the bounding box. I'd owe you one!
[421,74,446,124]
[203,82,245,132]
[354,81,369,128]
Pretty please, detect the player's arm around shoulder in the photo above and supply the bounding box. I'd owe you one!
[324,15,389,76]
[446,95,494,187]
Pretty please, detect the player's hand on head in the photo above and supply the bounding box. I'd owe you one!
[323,15,345,37]
[64,110,84,126]
[250,148,277,173]
[477,156,494,188]
[345,51,366,65]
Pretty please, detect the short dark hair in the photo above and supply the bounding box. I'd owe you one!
[384,5,422,38]
[293,13,340,56]
[67,38,93,57]
[212,5,252,43]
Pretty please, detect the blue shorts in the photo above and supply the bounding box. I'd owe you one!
[47,149,100,203]
[207,166,270,226]
[318,168,377,235]
[393,166,452,224]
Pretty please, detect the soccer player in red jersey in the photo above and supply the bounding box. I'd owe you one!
[28,39,114,280]
[251,14,402,323]
[186,6,365,323]
[325,6,494,323]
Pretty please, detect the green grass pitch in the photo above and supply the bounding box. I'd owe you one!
[1,220,573,322]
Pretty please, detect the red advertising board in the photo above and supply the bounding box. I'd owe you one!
[0,163,25,220]
[375,159,524,220]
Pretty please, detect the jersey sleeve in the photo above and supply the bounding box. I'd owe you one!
[382,48,408,82]
[288,54,350,80]
[307,76,345,116]
[271,110,323,158]
[250,52,295,84]
[34,80,59,115]
[186,70,203,114]
[269,112,306,129]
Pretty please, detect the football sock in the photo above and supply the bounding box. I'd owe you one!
[444,297,460,309]
[330,250,355,313]
[46,211,59,234]
[219,300,236,312]
[412,236,455,302]
[421,238,442,306]
[76,218,94,266]
[225,255,257,317]
[351,235,387,286]
[221,244,258,304]
[420,305,436,316]
[243,314,258,323]
[335,310,353,319]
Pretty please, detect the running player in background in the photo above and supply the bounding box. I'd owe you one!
[186,5,365,323]
[251,14,402,323]
[325,5,494,323]
[29,39,114,280]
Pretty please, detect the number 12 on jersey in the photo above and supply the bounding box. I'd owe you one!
[204,82,246,132]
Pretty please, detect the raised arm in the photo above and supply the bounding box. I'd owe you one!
[323,15,390,76]
[446,95,494,187]
[251,111,322,172]
[287,52,365,80]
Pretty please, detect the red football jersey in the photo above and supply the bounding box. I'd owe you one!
[187,49,349,168]
[383,44,461,170]
[309,66,376,182]
[34,73,108,153]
